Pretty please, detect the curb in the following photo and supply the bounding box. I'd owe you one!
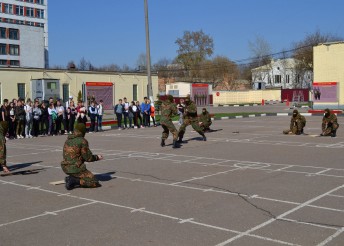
[98,113,343,129]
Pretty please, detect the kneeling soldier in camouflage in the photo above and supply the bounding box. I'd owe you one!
[61,123,103,190]
[283,109,306,135]
[320,108,339,137]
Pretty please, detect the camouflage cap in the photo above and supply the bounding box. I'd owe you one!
[293,109,298,114]
[324,108,330,113]
[74,123,86,137]
[167,95,174,102]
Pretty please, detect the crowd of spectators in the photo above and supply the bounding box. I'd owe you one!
[114,96,156,129]
[0,96,104,140]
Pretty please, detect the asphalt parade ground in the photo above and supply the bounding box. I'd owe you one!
[1,113,344,245]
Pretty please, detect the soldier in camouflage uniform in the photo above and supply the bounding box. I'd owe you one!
[283,109,306,135]
[61,123,103,190]
[199,108,212,132]
[160,95,179,148]
[320,108,339,137]
[178,96,206,142]
[0,122,10,173]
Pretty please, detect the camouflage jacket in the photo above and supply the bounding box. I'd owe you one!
[184,101,198,120]
[199,111,212,125]
[0,124,6,167]
[61,132,98,174]
[322,114,338,131]
[290,114,306,131]
[160,101,177,123]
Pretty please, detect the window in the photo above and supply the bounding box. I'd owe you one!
[16,5,24,16]
[62,84,69,103]
[17,83,25,99]
[47,82,57,90]
[27,0,34,3]
[26,7,34,17]
[4,4,13,14]
[275,75,281,84]
[168,90,179,96]
[0,60,7,65]
[36,9,44,19]
[10,60,19,66]
[133,84,138,101]
[0,44,6,55]
[0,28,6,39]
[9,29,19,40]
[286,75,290,84]
[9,45,19,55]
[36,0,45,5]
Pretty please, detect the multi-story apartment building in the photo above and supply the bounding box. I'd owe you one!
[0,0,48,68]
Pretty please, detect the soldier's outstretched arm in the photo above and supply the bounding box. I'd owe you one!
[81,139,103,162]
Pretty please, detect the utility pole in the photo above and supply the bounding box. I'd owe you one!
[144,0,153,99]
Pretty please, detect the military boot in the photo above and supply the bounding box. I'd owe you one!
[202,134,207,141]
[161,139,165,147]
[65,176,80,190]
[172,140,180,148]
[331,130,337,138]
[177,137,183,143]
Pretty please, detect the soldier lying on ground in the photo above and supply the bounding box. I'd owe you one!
[199,108,212,132]
[320,108,339,137]
[0,122,10,173]
[61,123,103,190]
[283,109,306,135]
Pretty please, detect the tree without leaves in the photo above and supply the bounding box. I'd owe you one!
[153,58,172,78]
[136,53,147,71]
[200,56,239,90]
[249,36,272,84]
[175,30,214,77]
[292,30,342,81]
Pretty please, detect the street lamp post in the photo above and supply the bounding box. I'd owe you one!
[144,0,153,100]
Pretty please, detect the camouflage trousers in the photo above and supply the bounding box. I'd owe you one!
[68,169,99,188]
[178,118,205,138]
[200,121,212,131]
[283,126,302,135]
[322,123,339,136]
[161,120,178,140]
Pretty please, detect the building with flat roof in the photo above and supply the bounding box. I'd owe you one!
[313,41,344,109]
[0,67,158,109]
[0,0,48,68]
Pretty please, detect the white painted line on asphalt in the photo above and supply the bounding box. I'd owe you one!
[0,202,97,227]
[327,194,344,198]
[26,186,41,190]
[215,184,344,246]
[178,218,194,224]
[245,234,300,246]
[307,205,344,213]
[0,176,339,246]
[315,168,331,175]
[317,227,344,246]
[0,212,52,228]
[170,168,242,185]
[131,207,146,213]
[280,218,338,230]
